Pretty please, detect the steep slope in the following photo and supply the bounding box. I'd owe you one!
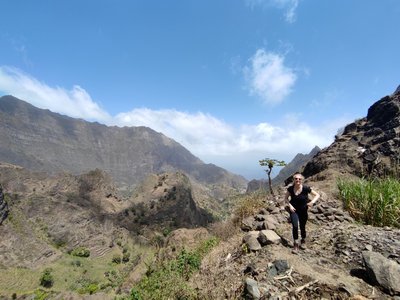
[0,161,215,297]
[303,90,400,180]
[0,95,247,192]
[272,146,320,186]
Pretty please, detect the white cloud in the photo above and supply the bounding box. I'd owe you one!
[245,0,299,23]
[244,49,297,104]
[115,109,236,155]
[282,0,299,23]
[0,66,346,179]
[0,66,111,121]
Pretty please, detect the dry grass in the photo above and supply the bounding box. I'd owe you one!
[231,191,267,225]
[209,191,268,241]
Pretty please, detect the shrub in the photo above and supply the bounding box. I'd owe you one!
[71,246,90,257]
[39,268,54,288]
[130,288,142,300]
[112,254,122,264]
[122,252,130,263]
[337,177,400,227]
[34,289,50,300]
[173,249,201,279]
[162,227,172,237]
[71,260,82,267]
[75,278,99,295]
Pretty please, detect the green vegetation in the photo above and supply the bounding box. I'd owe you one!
[70,246,90,257]
[0,244,147,298]
[129,237,219,300]
[33,289,50,300]
[39,268,54,288]
[112,254,122,264]
[337,177,400,228]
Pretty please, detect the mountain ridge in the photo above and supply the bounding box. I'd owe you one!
[0,95,247,193]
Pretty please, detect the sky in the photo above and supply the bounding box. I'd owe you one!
[0,1,399,180]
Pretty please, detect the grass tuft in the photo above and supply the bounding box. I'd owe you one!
[337,177,400,228]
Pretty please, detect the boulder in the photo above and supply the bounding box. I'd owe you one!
[258,230,281,246]
[244,277,261,299]
[241,216,254,231]
[243,231,262,251]
[362,250,400,295]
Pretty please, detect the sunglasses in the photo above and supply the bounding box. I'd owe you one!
[294,178,302,181]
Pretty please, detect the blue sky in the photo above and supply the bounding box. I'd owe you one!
[0,0,399,180]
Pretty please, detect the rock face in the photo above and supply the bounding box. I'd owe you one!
[0,185,8,225]
[303,92,400,179]
[0,95,247,191]
[273,146,320,186]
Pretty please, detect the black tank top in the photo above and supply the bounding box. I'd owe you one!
[287,185,311,210]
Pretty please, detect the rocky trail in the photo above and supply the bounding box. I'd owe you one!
[190,188,400,300]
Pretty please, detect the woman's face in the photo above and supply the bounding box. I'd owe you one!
[293,175,303,186]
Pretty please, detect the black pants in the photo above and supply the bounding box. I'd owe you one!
[290,209,308,241]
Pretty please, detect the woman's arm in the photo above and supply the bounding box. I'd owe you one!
[308,189,320,207]
[285,190,296,212]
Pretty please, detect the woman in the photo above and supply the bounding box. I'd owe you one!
[284,173,320,253]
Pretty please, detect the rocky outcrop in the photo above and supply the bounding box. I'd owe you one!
[0,95,247,192]
[0,185,8,225]
[303,92,400,179]
[119,172,214,233]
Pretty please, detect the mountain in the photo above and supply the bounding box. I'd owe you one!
[0,160,216,297]
[0,95,247,193]
[246,146,320,193]
[1,90,400,299]
[303,89,400,181]
[272,146,320,186]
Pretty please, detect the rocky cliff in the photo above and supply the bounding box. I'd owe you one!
[0,95,247,192]
[303,90,400,180]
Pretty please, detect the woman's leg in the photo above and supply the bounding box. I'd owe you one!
[298,209,308,241]
[290,212,299,241]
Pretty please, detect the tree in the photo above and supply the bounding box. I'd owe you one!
[40,268,54,288]
[259,158,286,196]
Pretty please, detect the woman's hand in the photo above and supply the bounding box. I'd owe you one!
[289,205,296,213]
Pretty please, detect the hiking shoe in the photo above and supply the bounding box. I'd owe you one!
[292,243,299,254]
[300,239,306,250]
